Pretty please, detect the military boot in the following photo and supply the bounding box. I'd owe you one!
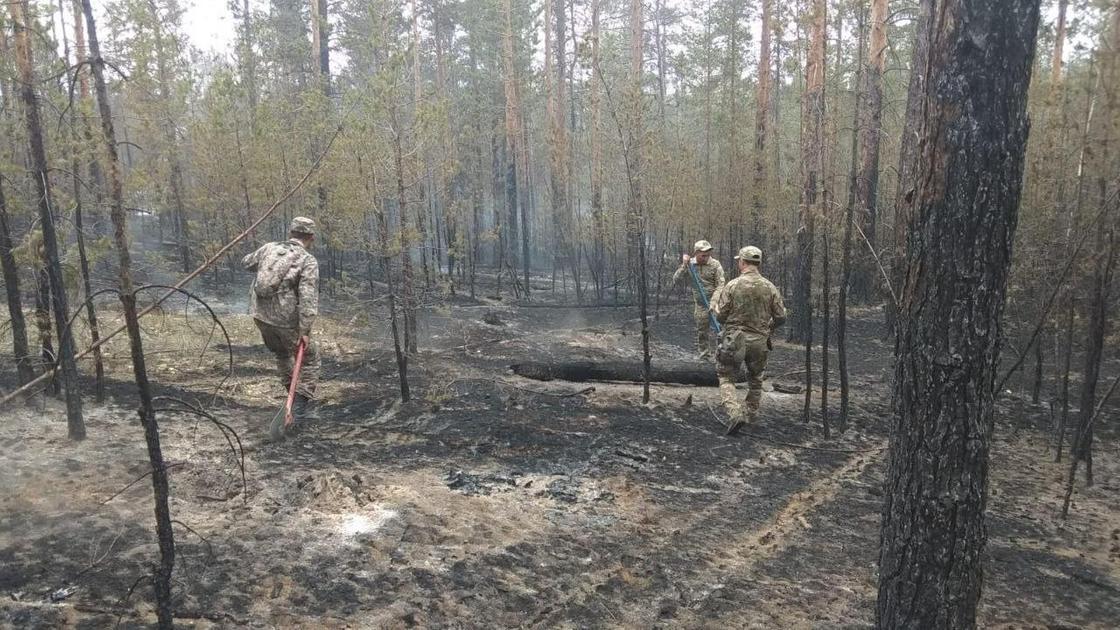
[725,416,746,436]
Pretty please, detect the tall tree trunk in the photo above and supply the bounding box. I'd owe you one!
[1071,208,1114,485]
[627,0,651,403]
[851,0,887,303]
[72,0,104,231]
[310,0,334,293]
[752,0,772,242]
[147,1,191,273]
[237,0,258,114]
[0,175,33,385]
[876,0,1041,626]
[0,22,32,386]
[519,100,532,296]
[392,109,418,354]
[11,0,85,438]
[839,3,866,431]
[360,155,410,403]
[590,0,605,301]
[1057,38,1099,462]
[62,0,105,402]
[501,0,524,299]
[311,0,330,94]
[546,0,572,303]
[80,2,175,626]
[704,4,713,230]
[1052,0,1068,85]
[791,0,824,347]
[35,264,55,395]
[887,1,931,336]
[491,127,506,296]
[794,0,826,426]
[409,0,433,290]
[1069,1,1120,488]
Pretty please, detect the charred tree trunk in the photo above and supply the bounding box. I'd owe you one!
[791,0,825,348]
[81,1,174,626]
[887,2,931,337]
[34,264,55,394]
[392,112,418,355]
[1072,214,1116,487]
[11,0,85,437]
[794,0,826,426]
[1055,295,1074,461]
[752,0,772,242]
[839,4,866,431]
[590,0,606,302]
[147,2,191,273]
[627,0,650,403]
[0,175,34,385]
[851,0,887,303]
[379,202,410,403]
[72,163,105,403]
[1069,3,1120,488]
[61,5,105,402]
[501,0,525,300]
[876,1,1041,627]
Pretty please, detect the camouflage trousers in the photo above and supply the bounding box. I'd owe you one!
[694,303,714,358]
[254,319,320,398]
[715,328,769,421]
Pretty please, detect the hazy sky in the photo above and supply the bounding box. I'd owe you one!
[182,0,237,58]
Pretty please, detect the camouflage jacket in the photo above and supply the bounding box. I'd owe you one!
[713,269,786,336]
[242,239,319,333]
[673,259,726,305]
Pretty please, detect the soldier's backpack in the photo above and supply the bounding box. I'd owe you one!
[254,242,304,299]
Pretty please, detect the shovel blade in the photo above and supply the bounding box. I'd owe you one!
[268,406,286,442]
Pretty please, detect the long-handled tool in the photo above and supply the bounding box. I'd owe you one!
[268,338,307,441]
[687,259,722,334]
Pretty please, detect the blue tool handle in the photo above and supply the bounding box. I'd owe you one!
[687,260,722,334]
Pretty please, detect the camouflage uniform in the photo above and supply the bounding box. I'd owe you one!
[672,243,725,359]
[242,217,320,398]
[713,246,786,424]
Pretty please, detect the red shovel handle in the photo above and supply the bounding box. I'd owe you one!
[284,338,307,428]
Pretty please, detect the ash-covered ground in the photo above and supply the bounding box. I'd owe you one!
[1,294,1118,628]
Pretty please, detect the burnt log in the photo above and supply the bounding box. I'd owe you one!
[510,361,745,386]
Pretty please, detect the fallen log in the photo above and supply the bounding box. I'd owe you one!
[510,360,745,386]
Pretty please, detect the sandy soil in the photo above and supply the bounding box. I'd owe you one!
[0,295,1117,629]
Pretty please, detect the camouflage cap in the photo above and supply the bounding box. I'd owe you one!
[289,216,316,236]
[693,240,713,253]
[735,245,762,263]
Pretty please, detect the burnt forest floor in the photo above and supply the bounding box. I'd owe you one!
[1,287,1118,629]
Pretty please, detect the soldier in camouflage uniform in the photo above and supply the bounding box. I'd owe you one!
[242,217,321,419]
[713,246,786,435]
[672,240,726,360]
